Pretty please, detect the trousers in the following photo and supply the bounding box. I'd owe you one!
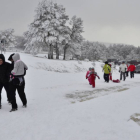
[0,83,11,104]
[10,80,27,109]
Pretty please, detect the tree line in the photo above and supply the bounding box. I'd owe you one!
[0,0,140,62]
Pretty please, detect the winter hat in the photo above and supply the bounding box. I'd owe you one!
[91,67,94,70]
[0,54,5,63]
[105,61,108,64]
[89,67,92,70]
[8,53,15,61]
[12,53,20,62]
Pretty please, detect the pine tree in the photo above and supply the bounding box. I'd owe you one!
[63,16,84,60]
[25,0,69,59]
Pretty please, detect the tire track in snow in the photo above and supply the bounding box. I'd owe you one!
[66,82,140,103]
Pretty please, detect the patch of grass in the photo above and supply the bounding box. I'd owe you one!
[71,101,75,104]
[117,88,129,92]
[79,97,94,102]
[130,113,140,126]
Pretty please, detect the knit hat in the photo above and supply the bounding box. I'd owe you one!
[105,61,108,64]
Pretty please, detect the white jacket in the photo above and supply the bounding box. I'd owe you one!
[119,64,127,72]
[11,53,28,76]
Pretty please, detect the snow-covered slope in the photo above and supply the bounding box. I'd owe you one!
[1,52,140,140]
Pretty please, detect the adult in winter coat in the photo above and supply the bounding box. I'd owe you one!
[0,54,11,109]
[103,61,111,83]
[9,53,28,112]
[119,61,127,81]
[128,64,136,78]
[86,68,91,85]
[88,68,100,88]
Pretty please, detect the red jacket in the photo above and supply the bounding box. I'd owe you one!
[89,72,100,84]
[86,71,90,79]
[128,65,136,72]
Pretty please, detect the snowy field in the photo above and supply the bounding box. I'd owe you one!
[1,52,140,140]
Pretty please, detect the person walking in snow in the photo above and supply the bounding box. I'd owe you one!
[87,68,100,88]
[103,61,111,83]
[128,63,136,78]
[86,68,91,85]
[9,53,28,112]
[119,61,127,81]
[0,54,11,109]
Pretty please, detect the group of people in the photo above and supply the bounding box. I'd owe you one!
[86,61,136,88]
[119,61,136,81]
[0,53,28,112]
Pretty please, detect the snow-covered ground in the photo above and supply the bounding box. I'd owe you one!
[1,52,140,140]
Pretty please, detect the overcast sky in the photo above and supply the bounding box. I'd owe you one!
[0,0,140,46]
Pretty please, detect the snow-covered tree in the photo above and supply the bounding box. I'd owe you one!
[126,50,138,61]
[15,36,27,50]
[63,16,84,60]
[87,42,101,61]
[25,0,69,59]
[0,29,16,48]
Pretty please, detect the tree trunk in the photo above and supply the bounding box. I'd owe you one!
[56,43,59,59]
[63,44,68,60]
[48,44,54,59]
[63,47,67,60]
[48,45,51,59]
[51,45,54,59]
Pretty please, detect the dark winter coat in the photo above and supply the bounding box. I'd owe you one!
[0,54,10,83]
[9,62,14,72]
[8,54,15,74]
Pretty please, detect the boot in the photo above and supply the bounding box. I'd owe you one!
[9,108,18,112]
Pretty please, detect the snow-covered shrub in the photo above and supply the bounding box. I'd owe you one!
[78,60,82,64]
[84,59,89,62]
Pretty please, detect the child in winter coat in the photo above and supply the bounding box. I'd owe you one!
[88,68,100,88]
[86,68,91,85]
[103,61,111,83]
[11,53,28,85]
